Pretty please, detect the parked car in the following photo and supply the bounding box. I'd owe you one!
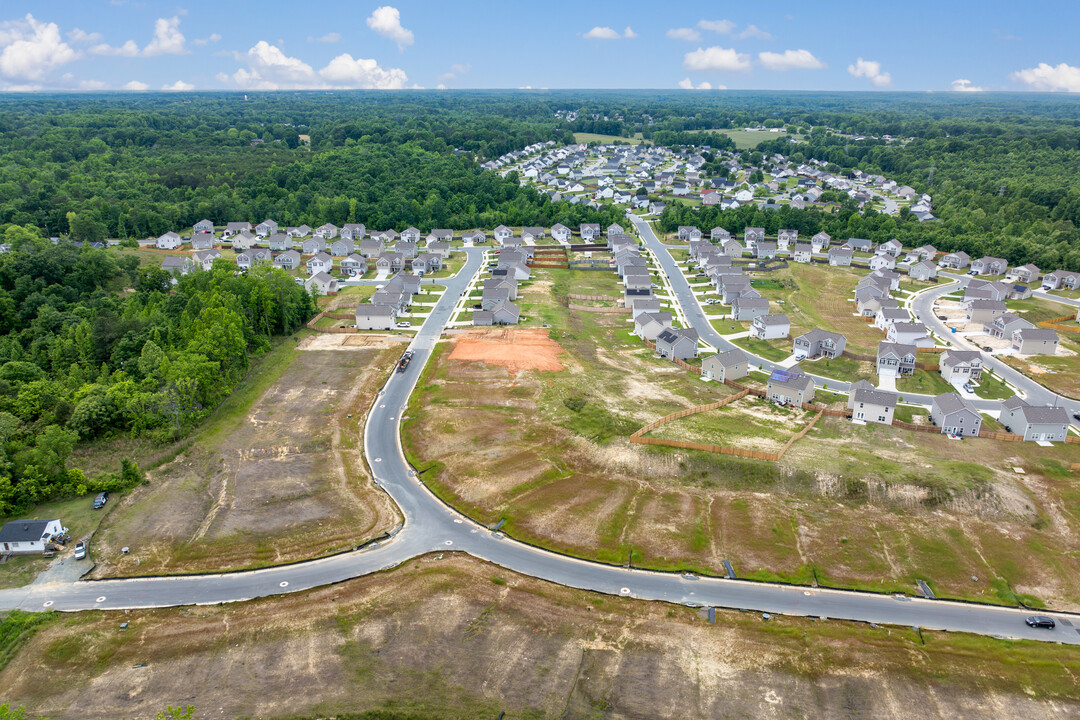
[92,492,108,509]
[1025,616,1056,629]
[74,542,86,560]
[396,321,411,328]
[1072,412,1080,422]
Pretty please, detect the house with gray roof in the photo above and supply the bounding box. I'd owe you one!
[1012,328,1059,355]
[354,304,396,330]
[330,239,355,257]
[964,299,1007,323]
[236,248,271,269]
[359,239,384,258]
[971,256,1007,275]
[850,387,898,426]
[635,312,673,341]
[885,322,932,347]
[876,341,918,376]
[655,327,699,360]
[630,296,661,318]
[930,393,981,436]
[766,366,815,406]
[306,252,333,275]
[1007,263,1040,284]
[267,233,291,251]
[939,251,970,269]
[711,226,731,241]
[191,233,216,250]
[731,296,770,321]
[489,300,520,325]
[743,227,765,246]
[909,259,938,281]
[791,243,813,263]
[811,232,831,251]
[828,246,853,266]
[162,255,192,276]
[793,329,846,359]
[0,518,66,555]
[341,223,366,241]
[273,249,302,271]
[302,237,327,255]
[983,313,1032,339]
[193,219,214,233]
[255,219,278,237]
[156,232,182,250]
[1000,396,1069,442]
[192,248,221,271]
[231,230,257,250]
[304,272,338,296]
[702,349,749,382]
[340,254,367,276]
[939,350,982,382]
[750,314,790,340]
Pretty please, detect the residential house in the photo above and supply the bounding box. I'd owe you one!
[462,230,487,245]
[192,248,221,271]
[306,252,333,275]
[794,329,846,359]
[606,223,625,236]
[731,296,770,321]
[630,296,661,318]
[876,341,918,376]
[493,225,512,243]
[930,393,982,436]
[635,312,673,341]
[314,223,338,239]
[301,237,327,255]
[677,226,702,241]
[370,229,398,244]
[580,223,601,242]
[1012,328,1059,355]
[702,349,750,382]
[272,250,301,271]
[843,237,873,252]
[395,241,418,259]
[868,254,896,271]
[875,307,910,330]
[481,287,512,311]
[162,256,192,276]
[743,227,765,246]
[0,518,67,555]
[1007,263,1040,284]
[371,288,408,313]
[375,252,404,274]
[971,256,1007,276]
[850,387,898,425]
[722,239,744,257]
[354,304,396,330]
[756,241,777,260]
[750,314,790,340]
[1000,396,1070,442]
[193,219,214,233]
[886,322,932,347]
[428,229,454,245]
[983,313,1033,339]
[340,254,367,276]
[939,251,970,269]
[267,233,291,251]
[255,220,278,237]
[828,247,853,266]
[711,226,731,241]
[912,244,937,261]
[235,249,271,270]
[965,299,1007,324]
[909,260,938,281]
[223,222,251,238]
[811,232,831,252]
[655,327,699,360]
[230,230,256,250]
[551,224,571,242]
[156,232,182,250]
[191,233,216,251]
[330,239,355,257]
[522,226,545,241]
[401,227,421,243]
[359,238,385,258]
[484,277,517,301]
[878,239,903,257]
[1043,270,1080,290]
[287,225,312,238]
[939,350,982,382]
[792,243,813,263]
[777,229,798,250]
[340,223,366,241]
[411,253,442,275]
[426,241,451,259]
[871,269,902,291]
[488,300,521,325]
[766,366,815,406]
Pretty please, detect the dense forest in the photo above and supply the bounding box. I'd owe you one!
[0,231,315,513]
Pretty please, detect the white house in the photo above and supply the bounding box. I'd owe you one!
[0,518,66,555]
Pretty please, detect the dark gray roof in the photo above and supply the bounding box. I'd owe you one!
[0,519,57,543]
[933,392,976,416]
[877,341,917,359]
[712,348,749,368]
[852,387,898,407]
[1015,328,1058,342]
[356,305,395,318]
[755,314,789,326]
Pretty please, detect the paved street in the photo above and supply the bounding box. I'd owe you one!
[1,244,1076,647]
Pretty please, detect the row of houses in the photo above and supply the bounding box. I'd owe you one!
[472,246,528,326]
[354,273,425,330]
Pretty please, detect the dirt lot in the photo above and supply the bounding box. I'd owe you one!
[88,336,402,577]
[4,555,1079,720]
[405,267,1080,608]
[448,328,566,373]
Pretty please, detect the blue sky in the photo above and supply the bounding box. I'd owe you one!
[0,1,1078,92]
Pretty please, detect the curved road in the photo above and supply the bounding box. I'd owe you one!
[1,246,1075,646]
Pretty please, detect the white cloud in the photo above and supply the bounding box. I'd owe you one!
[683,46,751,72]
[366,6,413,49]
[91,40,140,57]
[122,80,149,91]
[0,14,79,81]
[678,77,716,90]
[78,79,107,90]
[312,32,341,44]
[950,78,983,92]
[439,62,471,82]
[1011,62,1080,92]
[697,19,735,34]
[192,33,222,47]
[143,16,187,56]
[738,24,771,40]
[162,80,194,91]
[667,28,701,42]
[436,83,447,90]
[319,53,408,89]
[224,40,407,90]
[68,28,103,44]
[759,49,825,71]
[622,27,637,39]
[584,26,620,40]
[848,57,891,87]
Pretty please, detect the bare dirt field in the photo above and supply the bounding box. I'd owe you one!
[448,328,566,373]
[406,267,1080,609]
[4,555,1079,720]
[88,338,402,577]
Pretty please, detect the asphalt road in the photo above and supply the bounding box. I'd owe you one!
[1,245,1076,646]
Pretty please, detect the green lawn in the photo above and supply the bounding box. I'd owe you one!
[1008,297,1072,325]
[971,372,1014,400]
[895,368,955,397]
[732,336,791,362]
[572,132,649,146]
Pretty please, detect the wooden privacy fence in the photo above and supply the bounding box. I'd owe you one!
[569,293,621,302]
[892,419,939,433]
[631,389,750,437]
[979,429,1023,441]
[1039,314,1080,333]
[568,303,630,314]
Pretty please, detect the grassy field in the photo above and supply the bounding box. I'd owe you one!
[1004,332,1080,399]
[573,132,650,145]
[4,555,1080,720]
[733,335,792,361]
[404,265,1080,609]
[687,128,800,150]
[1008,297,1073,325]
[895,368,956,397]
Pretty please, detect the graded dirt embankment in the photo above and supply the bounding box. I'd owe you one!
[448,328,566,373]
[4,555,1078,720]
[88,336,402,577]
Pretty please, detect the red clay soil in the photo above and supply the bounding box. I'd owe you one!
[448,328,565,373]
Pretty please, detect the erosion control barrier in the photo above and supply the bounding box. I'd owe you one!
[568,293,621,302]
[568,304,630,314]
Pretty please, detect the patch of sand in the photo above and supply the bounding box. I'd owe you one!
[298,333,406,351]
[449,328,566,373]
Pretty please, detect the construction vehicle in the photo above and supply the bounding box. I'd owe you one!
[397,350,414,373]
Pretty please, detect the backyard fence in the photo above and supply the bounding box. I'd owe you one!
[568,293,621,302]
[1038,314,1080,333]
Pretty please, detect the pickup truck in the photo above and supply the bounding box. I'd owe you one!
[396,350,414,373]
